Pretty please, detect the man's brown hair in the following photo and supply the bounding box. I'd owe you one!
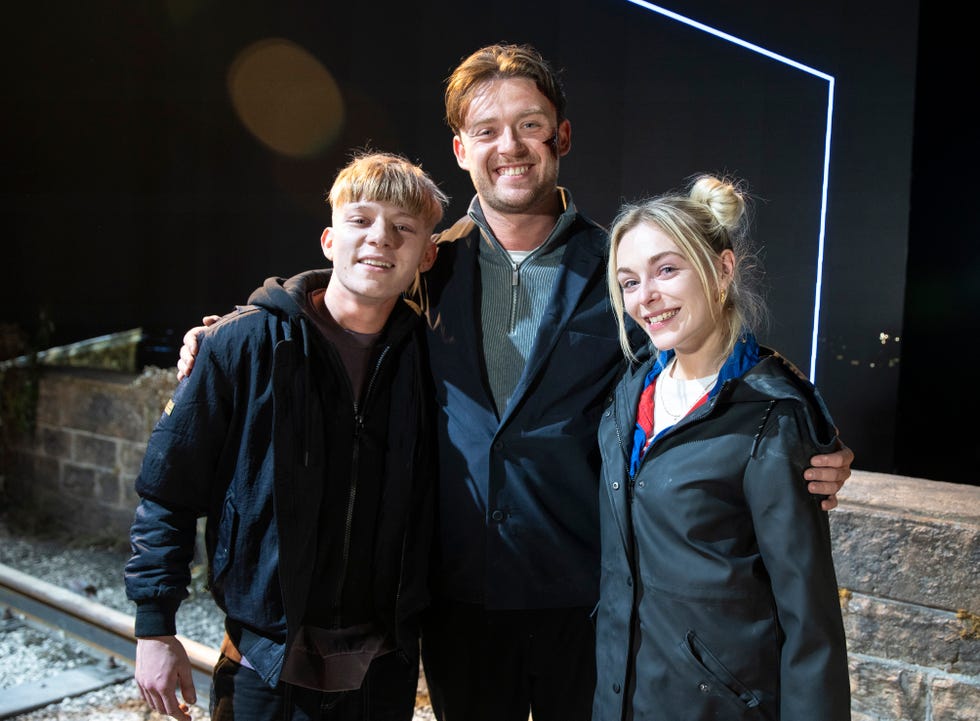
[444,43,567,134]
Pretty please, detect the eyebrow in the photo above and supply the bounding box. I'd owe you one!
[617,250,677,273]
[466,106,552,130]
[342,203,421,220]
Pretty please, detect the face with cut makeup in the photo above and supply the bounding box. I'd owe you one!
[452,77,571,222]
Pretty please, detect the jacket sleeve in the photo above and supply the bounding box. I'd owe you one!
[123,330,234,637]
[742,399,851,721]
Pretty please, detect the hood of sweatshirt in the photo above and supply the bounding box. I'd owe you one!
[248,269,329,319]
[242,267,422,470]
[247,268,420,342]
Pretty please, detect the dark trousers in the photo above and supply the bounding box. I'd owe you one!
[420,601,596,721]
[209,650,419,721]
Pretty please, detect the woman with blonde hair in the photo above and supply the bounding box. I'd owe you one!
[593,174,851,720]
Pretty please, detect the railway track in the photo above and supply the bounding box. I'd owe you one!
[0,560,435,720]
[0,562,218,719]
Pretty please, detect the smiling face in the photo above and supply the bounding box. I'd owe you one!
[452,77,571,218]
[321,199,437,325]
[616,221,732,374]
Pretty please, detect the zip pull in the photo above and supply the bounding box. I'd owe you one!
[511,264,520,287]
[361,345,390,407]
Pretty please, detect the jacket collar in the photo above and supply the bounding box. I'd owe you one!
[466,187,582,258]
[643,332,761,402]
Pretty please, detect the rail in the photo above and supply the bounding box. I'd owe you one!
[0,562,218,718]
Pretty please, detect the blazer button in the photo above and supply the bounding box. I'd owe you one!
[490,509,505,522]
[613,683,622,694]
[698,681,711,694]
[493,440,504,451]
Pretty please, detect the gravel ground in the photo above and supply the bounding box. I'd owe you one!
[0,519,435,720]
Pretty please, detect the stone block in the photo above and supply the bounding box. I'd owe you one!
[131,367,178,435]
[61,463,95,496]
[34,375,66,426]
[835,471,980,527]
[120,475,140,507]
[36,425,70,459]
[95,469,122,506]
[26,367,174,447]
[842,592,979,675]
[73,433,118,468]
[118,440,148,475]
[847,657,928,720]
[62,385,145,441]
[930,674,980,721]
[832,472,980,611]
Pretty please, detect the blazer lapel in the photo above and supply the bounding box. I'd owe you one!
[499,228,606,425]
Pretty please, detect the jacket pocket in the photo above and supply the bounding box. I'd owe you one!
[677,629,763,712]
[210,495,239,590]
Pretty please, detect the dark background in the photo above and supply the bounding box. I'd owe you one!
[3,1,975,484]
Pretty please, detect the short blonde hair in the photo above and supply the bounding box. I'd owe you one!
[328,151,448,229]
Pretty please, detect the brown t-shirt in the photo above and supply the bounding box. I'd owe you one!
[276,288,395,691]
[305,288,380,402]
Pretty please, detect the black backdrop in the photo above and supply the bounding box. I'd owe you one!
[6,1,974,484]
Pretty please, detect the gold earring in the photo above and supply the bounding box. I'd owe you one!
[720,288,727,305]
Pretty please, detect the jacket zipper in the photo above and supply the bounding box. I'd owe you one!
[612,411,632,490]
[508,257,521,334]
[615,378,727,716]
[615,392,641,721]
[392,343,423,657]
[333,344,389,611]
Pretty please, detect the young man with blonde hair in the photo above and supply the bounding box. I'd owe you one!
[125,151,448,721]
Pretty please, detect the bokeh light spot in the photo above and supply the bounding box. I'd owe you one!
[227,38,345,158]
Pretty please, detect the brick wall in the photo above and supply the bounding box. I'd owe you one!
[2,366,175,539]
[1,367,978,718]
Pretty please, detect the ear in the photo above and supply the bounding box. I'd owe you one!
[418,240,438,273]
[320,227,334,261]
[452,134,469,170]
[555,119,572,157]
[719,248,736,288]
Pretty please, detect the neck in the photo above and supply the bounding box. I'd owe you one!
[479,194,563,252]
[322,284,394,334]
[670,336,728,380]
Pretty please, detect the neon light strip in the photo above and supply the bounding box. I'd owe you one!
[626,0,835,382]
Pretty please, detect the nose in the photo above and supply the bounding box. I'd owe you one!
[497,125,526,155]
[641,278,661,303]
[366,219,394,247]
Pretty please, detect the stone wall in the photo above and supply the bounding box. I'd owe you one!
[831,473,980,720]
[0,367,978,718]
[1,366,175,540]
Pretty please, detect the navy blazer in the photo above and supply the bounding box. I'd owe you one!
[419,201,640,609]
